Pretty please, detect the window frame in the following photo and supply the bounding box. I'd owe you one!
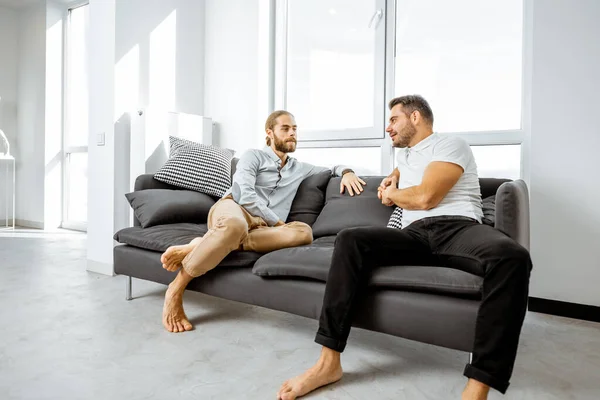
[61,1,90,232]
[275,0,389,142]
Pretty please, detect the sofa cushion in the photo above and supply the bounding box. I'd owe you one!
[286,170,332,226]
[113,223,262,268]
[252,242,483,298]
[125,189,216,228]
[311,176,394,238]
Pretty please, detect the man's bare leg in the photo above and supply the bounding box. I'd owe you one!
[462,379,490,400]
[277,347,343,400]
[161,237,203,271]
[162,268,194,333]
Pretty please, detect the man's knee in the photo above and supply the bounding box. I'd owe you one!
[288,221,313,245]
[215,215,248,242]
[489,241,532,277]
[335,227,369,248]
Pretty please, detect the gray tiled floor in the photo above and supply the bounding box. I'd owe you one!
[1,232,599,399]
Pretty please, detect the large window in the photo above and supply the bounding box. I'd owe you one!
[63,4,89,230]
[276,0,526,178]
[277,0,387,141]
[394,0,523,134]
[293,147,383,176]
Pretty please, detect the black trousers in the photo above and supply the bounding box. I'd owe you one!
[315,216,532,394]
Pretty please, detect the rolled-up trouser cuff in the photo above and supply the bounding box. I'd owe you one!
[464,364,509,394]
[315,333,346,353]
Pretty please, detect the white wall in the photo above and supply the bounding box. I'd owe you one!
[16,2,47,228]
[87,0,116,275]
[115,0,205,118]
[529,0,600,306]
[0,6,19,223]
[204,0,269,155]
[87,0,207,274]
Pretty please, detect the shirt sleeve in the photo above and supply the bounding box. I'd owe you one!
[230,150,281,226]
[430,136,473,171]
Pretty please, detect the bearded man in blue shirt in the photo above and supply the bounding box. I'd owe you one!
[160,110,366,333]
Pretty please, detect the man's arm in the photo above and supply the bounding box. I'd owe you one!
[303,163,347,178]
[231,151,281,226]
[303,163,366,196]
[383,162,463,210]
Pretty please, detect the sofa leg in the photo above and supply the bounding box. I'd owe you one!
[126,276,133,301]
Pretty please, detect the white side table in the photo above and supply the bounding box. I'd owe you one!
[0,155,15,230]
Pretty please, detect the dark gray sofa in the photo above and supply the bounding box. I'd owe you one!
[114,170,529,354]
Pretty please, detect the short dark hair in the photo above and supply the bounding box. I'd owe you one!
[388,95,434,125]
[265,110,294,146]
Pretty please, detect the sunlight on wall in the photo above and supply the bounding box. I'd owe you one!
[45,19,62,164]
[114,44,140,121]
[149,9,177,111]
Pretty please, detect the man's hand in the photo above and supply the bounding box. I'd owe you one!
[378,168,400,200]
[274,220,285,227]
[340,172,366,196]
[377,176,394,200]
[381,176,397,207]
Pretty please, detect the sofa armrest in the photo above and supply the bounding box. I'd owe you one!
[134,174,183,192]
[494,179,530,250]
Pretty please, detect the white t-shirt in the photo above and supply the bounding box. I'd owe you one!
[396,133,483,227]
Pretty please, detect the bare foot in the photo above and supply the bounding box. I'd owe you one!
[161,237,203,271]
[277,360,343,400]
[162,283,193,333]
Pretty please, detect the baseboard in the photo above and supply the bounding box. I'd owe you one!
[87,259,115,276]
[528,297,600,323]
[15,219,44,229]
[0,218,15,229]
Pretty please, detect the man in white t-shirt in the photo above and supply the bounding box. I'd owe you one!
[277,95,532,400]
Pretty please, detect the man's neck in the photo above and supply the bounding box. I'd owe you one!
[271,146,288,167]
[408,129,434,148]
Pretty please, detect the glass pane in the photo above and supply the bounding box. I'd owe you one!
[395,0,523,132]
[67,152,88,222]
[66,5,89,146]
[287,0,376,131]
[471,145,521,180]
[293,147,381,175]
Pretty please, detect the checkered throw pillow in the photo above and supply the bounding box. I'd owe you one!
[154,137,235,197]
[387,206,403,229]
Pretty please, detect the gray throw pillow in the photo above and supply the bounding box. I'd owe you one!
[286,170,332,226]
[125,189,216,228]
[482,195,496,226]
[311,176,394,238]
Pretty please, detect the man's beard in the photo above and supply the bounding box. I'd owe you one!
[392,124,417,148]
[274,136,297,153]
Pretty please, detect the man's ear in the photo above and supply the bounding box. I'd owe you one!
[411,111,420,124]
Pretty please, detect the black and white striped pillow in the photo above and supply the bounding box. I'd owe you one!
[387,206,403,229]
[154,137,235,197]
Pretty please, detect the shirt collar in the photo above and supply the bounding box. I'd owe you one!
[263,146,294,167]
[407,132,438,152]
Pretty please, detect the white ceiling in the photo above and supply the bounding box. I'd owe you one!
[0,0,73,9]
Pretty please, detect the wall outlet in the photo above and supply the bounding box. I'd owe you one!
[97,133,105,146]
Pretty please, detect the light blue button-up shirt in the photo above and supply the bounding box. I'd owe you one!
[223,146,348,226]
